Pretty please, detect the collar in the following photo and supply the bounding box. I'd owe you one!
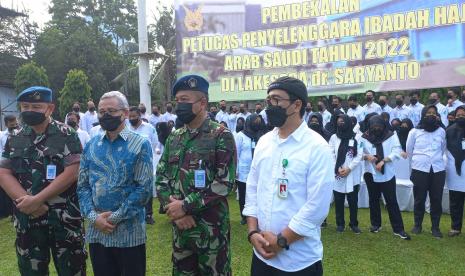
[101,125,130,141]
[179,118,212,135]
[273,120,307,143]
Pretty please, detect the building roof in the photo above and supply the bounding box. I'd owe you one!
[0,6,25,19]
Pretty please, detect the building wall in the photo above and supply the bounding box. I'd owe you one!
[0,86,19,131]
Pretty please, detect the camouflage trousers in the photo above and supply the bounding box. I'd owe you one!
[15,224,87,276]
[172,223,231,276]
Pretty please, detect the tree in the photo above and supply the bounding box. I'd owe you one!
[14,61,49,94]
[0,9,39,59]
[59,69,92,118]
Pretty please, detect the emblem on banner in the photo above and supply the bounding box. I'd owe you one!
[183,4,203,32]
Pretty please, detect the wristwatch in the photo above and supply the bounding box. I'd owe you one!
[277,233,289,250]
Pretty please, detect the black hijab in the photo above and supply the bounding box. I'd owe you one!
[359,112,377,133]
[397,118,414,151]
[308,113,331,141]
[417,105,443,132]
[446,105,465,176]
[335,114,357,175]
[362,115,395,174]
[242,114,266,156]
[381,112,392,131]
[325,109,343,135]
[236,117,245,133]
[156,122,171,146]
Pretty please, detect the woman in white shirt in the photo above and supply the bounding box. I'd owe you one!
[446,105,465,237]
[329,114,363,234]
[362,115,410,240]
[406,105,446,238]
[235,114,266,225]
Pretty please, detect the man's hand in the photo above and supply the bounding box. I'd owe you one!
[166,196,186,221]
[174,215,196,230]
[15,195,42,215]
[261,231,282,255]
[375,160,385,172]
[249,232,276,260]
[30,204,49,219]
[95,211,115,234]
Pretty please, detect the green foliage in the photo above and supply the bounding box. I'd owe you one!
[14,61,49,94]
[0,9,39,59]
[58,69,92,118]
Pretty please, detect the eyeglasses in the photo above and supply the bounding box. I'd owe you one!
[266,96,292,106]
[98,108,124,116]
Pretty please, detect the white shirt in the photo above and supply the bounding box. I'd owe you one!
[259,110,268,124]
[129,122,159,154]
[446,150,465,192]
[406,128,446,173]
[361,102,382,121]
[303,111,312,123]
[447,99,464,113]
[361,134,401,183]
[89,125,104,139]
[215,110,230,124]
[81,111,99,133]
[347,105,364,122]
[319,110,332,127]
[408,103,425,127]
[0,130,10,154]
[392,105,411,121]
[161,112,177,123]
[435,102,449,127]
[65,112,85,129]
[148,113,162,128]
[76,128,90,149]
[235,131,254,182]
[243,122,333,272]
[237,112,251,121]
[228,113,238,132]
[141,113,149,120]
[329,134,363,193]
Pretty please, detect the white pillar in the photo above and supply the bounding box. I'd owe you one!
[137,0,151,108]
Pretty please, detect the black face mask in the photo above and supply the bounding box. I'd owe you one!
[456,117,465,128]
[220,106,226,111]
[366,97,373,102]
[447,94,453,99]
[67,121,77,128]
[176,102,197,124]
[396,100,403,106]
[317,105,324,112]
[255,108,262,114]
[428,99,437,105]
[461,95,465,102]
[99,113,122,131]
[332,104,339,110]
[349,104,357,110]
[251,123,261,132]
[73,107,80,112]
[410,99,418,105]
[309,122,320,131]
[140,108,146,114]
[398,127,410,134]
[8,126,17,132]
[337,123,345,129]
[379,100,386,107]
[265,105,290,128]
[129,118,140,126]
[166,107,173,113]
[89,107,95,112]
[305,107,312,112]
[240,108,245,113]
[21,111,46,126]
[236,123,244,132]
[370,127,384,137]
[423,115,438,132]
[152,111,159,115]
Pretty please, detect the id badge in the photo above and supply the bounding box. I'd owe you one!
[349,139,354,147]
[251,141,256,149]
[277,178,288,199]
[46,165,57,180]
[194,170,206,188]
[462,140,465,150]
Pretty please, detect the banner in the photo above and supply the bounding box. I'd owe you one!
[175,0,465,102]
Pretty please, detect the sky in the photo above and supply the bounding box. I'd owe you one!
[2,0,174,29]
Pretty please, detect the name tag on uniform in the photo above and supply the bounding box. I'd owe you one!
[251,142,256,149]
[277,178,288,199]
[349,139,354,147]
[462,140,465,150]
[194,170,206,188]
[46,165,57,180]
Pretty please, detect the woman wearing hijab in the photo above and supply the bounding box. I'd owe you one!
[393,118,414,180]
[406,105,446,238]
[359,112,377,134]
[361,115,411,240]
[381,112,393,131]
[235,117,245,135]
[325,109,344,136]
[308,113,331,141]
[235,114,265,225]
[391,118,402,132]
[446,105,465,237]
[329,114,363,233]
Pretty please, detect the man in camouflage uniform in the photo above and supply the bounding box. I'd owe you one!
[0,86,86,275]
[156,75,236,276]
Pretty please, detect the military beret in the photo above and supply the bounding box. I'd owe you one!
[172,75,209,97]
[267,76,308,105]
[17,86,53,103]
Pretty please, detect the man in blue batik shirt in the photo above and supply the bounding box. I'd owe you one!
[77,91,153,276]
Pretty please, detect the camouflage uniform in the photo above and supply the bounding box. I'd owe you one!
[156,118,236,276]
[0,120,86,276]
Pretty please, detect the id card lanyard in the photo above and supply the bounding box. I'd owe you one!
[277,158,289,199]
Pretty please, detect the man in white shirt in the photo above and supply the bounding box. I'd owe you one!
[128,106,159,225]
[361,90,382,121]
[244,76,333,275]
[429,92,449,127]
[317,99,332,127]
[446,88,464,113]
[379,95,394,120]
[89,124,104,139]
[64,102,85,129]
[161,103,177,123]
[408,91,425,127]
[392,94,411,120]
[347,96,364,123]
[138,103,149,120]
[303,102,313,123]
[148,104,162,128]
[81,100,99,133]
[215,100,230,123]
[0,115,18,154]
[66,112,90,149]
[331,96,345,115]
[228,105,240,132]
[237,103,251,121]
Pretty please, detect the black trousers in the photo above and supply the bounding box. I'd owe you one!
[0,186,12,218]
[145,197,153,217]
[251,253,322,276]
[237,180,246,219]
[410,168,446,228]
[89,243,146,276]
[449,190,465,231]
[364,173,405,233]
[333,185,360,227]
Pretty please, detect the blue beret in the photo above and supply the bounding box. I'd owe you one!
[17,86,53,103]
[172,75,209,97]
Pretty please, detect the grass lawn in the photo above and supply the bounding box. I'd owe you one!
[1,195,465,275]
